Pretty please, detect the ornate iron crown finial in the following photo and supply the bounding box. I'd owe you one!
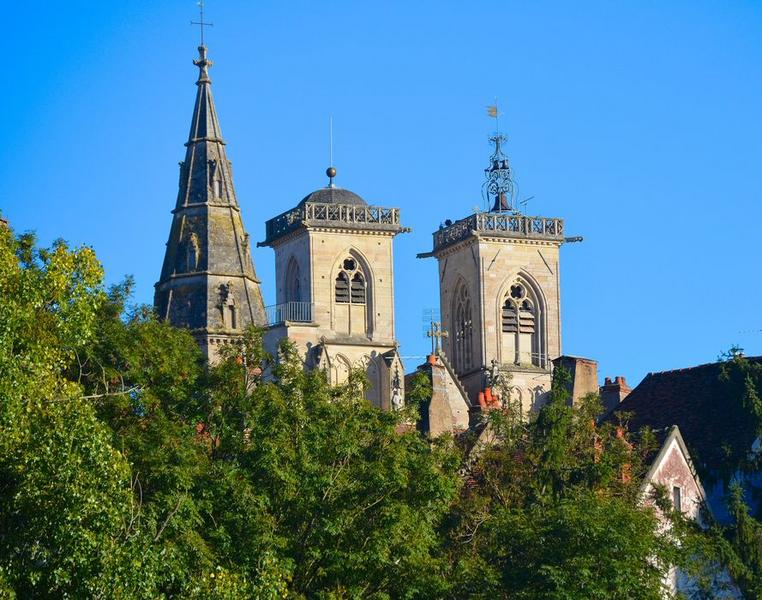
[483,133,517,213]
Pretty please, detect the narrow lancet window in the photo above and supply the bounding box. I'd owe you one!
[452,281,474,373]
[350,272,366,304]
[335,272,350,303]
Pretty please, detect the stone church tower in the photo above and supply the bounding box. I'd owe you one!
[420,133,565,414]
[259,169,407,409]
[155,45,266,362]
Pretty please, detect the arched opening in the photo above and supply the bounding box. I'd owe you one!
[452,280,474,374]
[333,254,371,336]
[501,277,543,367]
[285,257,302,303]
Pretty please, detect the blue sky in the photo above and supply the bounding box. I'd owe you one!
[3,0,761,386]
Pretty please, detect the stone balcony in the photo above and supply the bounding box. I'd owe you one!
[260,202,407,247]
[431,212,565,253]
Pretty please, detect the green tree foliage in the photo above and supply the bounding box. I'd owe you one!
[200,336,461,598]
[445,370,679,599]
[0,228,139,596]
[714,351,762,481]
[0,226,735,597]
[0,227,460,598]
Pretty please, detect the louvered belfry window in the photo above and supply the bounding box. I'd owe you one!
[350,272,366,304]
[335,258,366,304]
[519,299,535,333]
[502,280,542,367]
[502,299,518,333]
[335,272,350,303]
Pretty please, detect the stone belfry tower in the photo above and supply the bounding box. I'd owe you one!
[419,124,566,414]
[155,44,266,362]
[259,168,408,409]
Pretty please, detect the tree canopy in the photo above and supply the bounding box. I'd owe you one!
[0,226,747,598]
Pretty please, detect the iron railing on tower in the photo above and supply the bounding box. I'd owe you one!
[259,202,406,247]
[265,301,314,325]
[432,213,564,252]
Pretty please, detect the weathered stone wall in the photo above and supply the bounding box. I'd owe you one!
[437,234,562,406]
[266,223,402,409]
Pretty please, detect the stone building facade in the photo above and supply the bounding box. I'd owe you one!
[154,45,267,363]
[155,45,573,416]
[419,134,566,413]
[258,176,408,409]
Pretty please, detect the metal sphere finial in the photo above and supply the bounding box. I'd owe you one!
[326,166,337,178]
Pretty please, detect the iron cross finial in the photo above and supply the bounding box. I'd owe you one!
[427,321,449,355]
[191,0,214,46]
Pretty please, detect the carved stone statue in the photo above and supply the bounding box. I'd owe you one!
[391,388,404,411]
[186,232,200,272]
[391,368,404,411]
[488,358,502,388]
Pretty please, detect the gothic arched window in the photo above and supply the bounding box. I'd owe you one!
[501,279,542,367]
[335,258,365,304]
[452,281,474,374]
[285,257,302,303]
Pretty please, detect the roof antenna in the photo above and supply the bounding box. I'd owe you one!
[326,116,337,188]
[191,0,214,46]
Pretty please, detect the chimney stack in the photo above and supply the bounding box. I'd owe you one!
[600,375,632,413]
[552,356,599,406]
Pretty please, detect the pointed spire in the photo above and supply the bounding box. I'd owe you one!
[188,45,223,144]
[155,42,267,362]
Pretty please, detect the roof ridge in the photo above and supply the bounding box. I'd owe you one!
[647,356,762,377]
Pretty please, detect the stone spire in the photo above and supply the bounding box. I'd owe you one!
[155,45,267,363]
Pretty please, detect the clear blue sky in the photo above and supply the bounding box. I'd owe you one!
[3,0,761,386]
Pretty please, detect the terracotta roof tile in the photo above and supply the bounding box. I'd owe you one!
[609,357,762,478]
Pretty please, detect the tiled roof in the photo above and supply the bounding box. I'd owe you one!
[610,357,762,479]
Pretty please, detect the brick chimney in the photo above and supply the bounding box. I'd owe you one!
[600,375,632,413]
[552,356,599,406]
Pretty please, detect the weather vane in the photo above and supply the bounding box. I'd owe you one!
[483,99,517,213]
[191,0,214,46]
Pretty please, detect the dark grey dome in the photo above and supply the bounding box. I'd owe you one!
[299,187,368,207]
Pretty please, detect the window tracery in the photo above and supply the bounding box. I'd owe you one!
[501,279,542,366]
[335,257,366,304]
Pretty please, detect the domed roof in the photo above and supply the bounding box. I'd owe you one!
[298,187,368,207]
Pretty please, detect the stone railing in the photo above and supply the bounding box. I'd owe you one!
[433,213,564,251]
[261,202,404,245]
[265,301,314,325]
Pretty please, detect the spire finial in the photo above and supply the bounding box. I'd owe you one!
[193,44,213,85]
[191,0,214,47]
[483,100,517,213]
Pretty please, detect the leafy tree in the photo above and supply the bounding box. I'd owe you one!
[0,228,139,596]
[199,335,461,598]
[445,369,680,599]
[0,224,743,598]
